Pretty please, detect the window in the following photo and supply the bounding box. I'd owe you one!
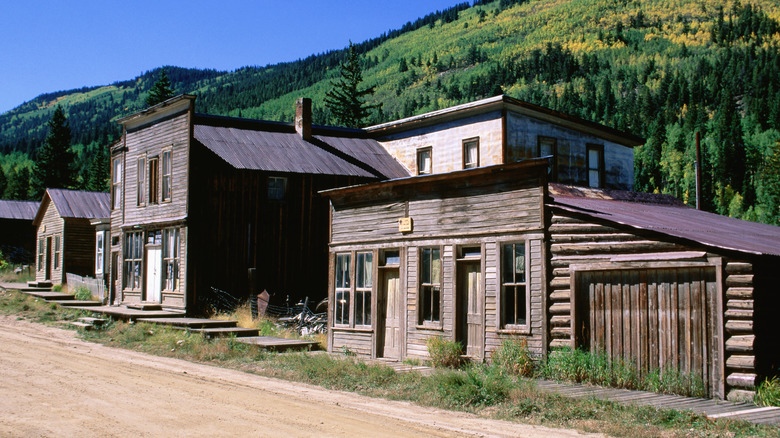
[382,249,400,266]
[96,231,105,274]
[537,136,557,181]
[501,243,527,327]
[112,157,122,209]
[53,235,61,270]
[355,252,373,326]
[148,157,159,204]
[463,138,479,169]
[419,247,441,324]
[268,177,287,201]
[334,254,351,325]
[162,228,179,291]
[37,238,44,271]
[587,144,604,188]
[137,157,146,206]
[417,147,432,175]
[123,232,143,290]
[162,150,172,202]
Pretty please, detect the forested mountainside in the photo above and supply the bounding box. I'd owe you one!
[0,0,779,224]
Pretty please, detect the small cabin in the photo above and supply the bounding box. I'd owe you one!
[0,199,39,265]
[32,189,110,285]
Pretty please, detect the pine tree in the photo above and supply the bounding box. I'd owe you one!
[85,145,110,192]
[30,106,76,199]
[0,167,7,198]
[6,167,30,200]
[324,42,378,128]
[145,68,175,107]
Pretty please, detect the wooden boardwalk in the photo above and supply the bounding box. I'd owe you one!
[534,380,780,426]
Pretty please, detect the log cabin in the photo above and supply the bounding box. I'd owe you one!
[0,200,39,265]
[325,95,780,400]
[33,189,110,285]
[109,95,407,313]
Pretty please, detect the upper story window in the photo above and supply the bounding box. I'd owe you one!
[112,157,122,210]
[268,177,287,201]
[587,144,605,188]
[162,150,172,202]
[537,136,558,181]
[137,157,146,206]
[148,156,159,205]
[417,147,432,175]
[501,242,528,328]
[418,247,441,324]
[463,138,479,169]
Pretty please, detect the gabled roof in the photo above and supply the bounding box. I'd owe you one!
[366,94,644,147]
[193,114,409,179]
[33,189,111,226]
[0,200,40,220]
[548,184,780,257]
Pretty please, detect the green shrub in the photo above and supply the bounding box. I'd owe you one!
[492,337,534,377]
[430,365,510,408]
[73,286,92,301]
[756,377,780,407]
[426,337,462,368]
[52,284,63,292]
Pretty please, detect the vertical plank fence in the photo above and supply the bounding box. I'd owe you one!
[66,273,105,303]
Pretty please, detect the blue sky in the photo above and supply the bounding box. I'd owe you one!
[0,1,460,113]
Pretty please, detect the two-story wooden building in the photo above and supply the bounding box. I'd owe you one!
[110,95,408,313]
[325,95,780,400]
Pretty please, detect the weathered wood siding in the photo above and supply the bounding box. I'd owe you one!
[35,200,65,284]
[375,110,503,174]
[331,330,374,356]
[506,112,633,190]
[62,218,98,280]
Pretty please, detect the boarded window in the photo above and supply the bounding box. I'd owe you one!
[112,157,122,210]
[162,228,179,291]
[162,150,172,201]
[123,232,143,290]
[355,252,373,326]
[501,243,527,326]
[537,136,557,181]
[148,157,159,205]
[419,247,441,324]
[335,254,351,325]
[587,144,604,188]
[268,176,286,200]
[417,147,432,175]
[463,138,479,169]
[53,235,61,270]
[137,157,145,206]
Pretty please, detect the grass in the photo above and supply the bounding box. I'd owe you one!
[1,287,778,437]
[756,377,780,407]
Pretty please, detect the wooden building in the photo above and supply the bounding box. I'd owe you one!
[368,95,642,189]
[33,189,110,285]
[0,199,39,265]
[110,95,408,313]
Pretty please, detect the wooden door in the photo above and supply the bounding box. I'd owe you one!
[145,247,162,302]
[576,267,720,397]
[379,269,401,359]
[45,237,52,281]
[457,261,482,358]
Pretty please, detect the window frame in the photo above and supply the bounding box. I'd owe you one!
[137,155,146,206]
[354,251,373,327]
[95,231,105,274]
[53,235,61,270]
[148,156,160,205]
[161,148,172,202]
[462,137,480,169]
[37,237,44,271]
[162,228,180,291]
[333,250,375,329]
[334,253,352,327]
[417,146,433,175]
[537,136,558,182]
[417,246,442,327]
[498,240,530,332]
[112,157,122,210]
[123,231,144,291]
[586,143,605,188]
[267,176,287,201]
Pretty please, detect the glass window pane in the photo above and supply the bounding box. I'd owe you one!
[589,169,600,187]
[502,244,514,284]
[588,148,600,169]
[430,248,440,284]
[514,244,525,283]
[421,249,430,284]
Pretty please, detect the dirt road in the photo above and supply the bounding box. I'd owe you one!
[0,316,599,437]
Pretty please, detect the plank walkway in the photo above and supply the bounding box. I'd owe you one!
[534,380,780,426]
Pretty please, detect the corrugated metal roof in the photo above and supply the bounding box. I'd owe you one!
[193,116,409,179]
[549,184,780,257]
[46,189,110,220]
[0,200,39,220]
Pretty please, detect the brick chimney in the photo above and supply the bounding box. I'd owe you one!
[295,97,312,140]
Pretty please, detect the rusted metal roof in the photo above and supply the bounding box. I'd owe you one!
[0,200,39,220]
[34,189,110,226]
[193,115,409,179]
[549,184,780,257]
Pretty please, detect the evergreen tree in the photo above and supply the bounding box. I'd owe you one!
[325,42,378,128]
[85,145,110,192]
[0,167,7,198]
[145,68,175,107]
[30,106,76,199]
[6,167,30,200]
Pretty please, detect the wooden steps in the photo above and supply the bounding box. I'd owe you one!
[51,300,103,307]
[125,303,163,311]
[136,317,237,329]
[187,327,259,339]
[69,317,107,330]
[23,291,74,300]
[235,336,319,351]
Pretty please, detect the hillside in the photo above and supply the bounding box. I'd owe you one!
[0,0,779,224]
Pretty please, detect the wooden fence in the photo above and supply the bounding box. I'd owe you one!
[66,273,106,303]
